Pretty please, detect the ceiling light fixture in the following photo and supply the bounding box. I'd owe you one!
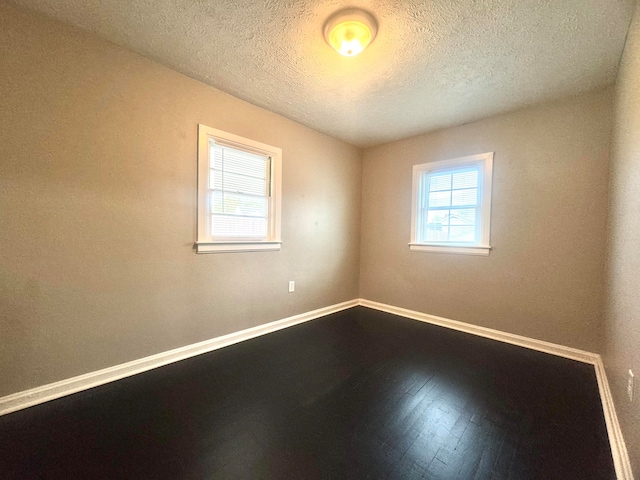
[324,9,377,57]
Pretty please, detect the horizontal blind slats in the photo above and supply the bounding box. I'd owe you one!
[452,170,478,189]
[211,191,268,218]
[211,145,267,178]
[429,174,452,192]
[211,215,267,238]
[210,170,267,196]
[208,140,271,240]
[422,165,480,244]
[452,188,478,206]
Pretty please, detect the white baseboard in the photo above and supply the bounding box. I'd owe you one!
[358,298,634,480]
[594,356,635,480]
[358,299,598,364]
[0,299,358,417]
[1,297,632,479]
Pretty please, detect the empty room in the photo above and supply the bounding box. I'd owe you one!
[1,0,639,478]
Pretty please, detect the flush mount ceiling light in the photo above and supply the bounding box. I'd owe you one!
[324,9,377,57]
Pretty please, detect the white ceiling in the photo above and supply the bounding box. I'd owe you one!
[12,0,636,147]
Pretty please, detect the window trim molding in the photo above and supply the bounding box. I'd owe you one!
[196,241,282,254]
[408,243,492,256]
[410,152,494,256]
[196,124,282,253]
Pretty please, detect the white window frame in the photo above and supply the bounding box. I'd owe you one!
[196,124,282,253]
[410,152,493,256]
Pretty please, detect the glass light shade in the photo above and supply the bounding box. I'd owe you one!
[324,9,377,57]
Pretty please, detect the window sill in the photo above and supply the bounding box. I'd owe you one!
[409,243,492,256]
[196,241,282,254]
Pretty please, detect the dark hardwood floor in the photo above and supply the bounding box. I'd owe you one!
[1,307,614,479]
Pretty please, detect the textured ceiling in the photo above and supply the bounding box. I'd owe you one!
[11,0,636,147]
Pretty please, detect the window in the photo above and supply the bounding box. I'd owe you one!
[410,152,493,256]
[196,124,282,253]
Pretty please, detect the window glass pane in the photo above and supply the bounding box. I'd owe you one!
[211,191,268,217]
[451,188,478,206]
[211,215,267,238]
[449,225,475,242]
[452,170,478,189]
[425,224,449,242]
[210,144,268,178]
[428,190,451,208]
[212,190,223,214]
[449,208,476,226]
[210,170,267,196]
[428,174,451,192]
[427,209,450,226]
[210,169,222,191]
[410,155,491,250]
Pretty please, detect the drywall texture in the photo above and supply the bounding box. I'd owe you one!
[605,1,640,475]
[360,89,612,353]
[8,0,635,147]
[0,3,362,397]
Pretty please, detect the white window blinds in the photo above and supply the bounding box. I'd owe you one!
[410,152,493,255]
[209,141,271,239]
[420,167,480,244]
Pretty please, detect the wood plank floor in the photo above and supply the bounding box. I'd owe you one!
[1,307,614,479]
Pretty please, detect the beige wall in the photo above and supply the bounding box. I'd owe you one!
[605,1,640,474]
[0,3,362,397]
[360,89,613,353]
[1,9,633,467]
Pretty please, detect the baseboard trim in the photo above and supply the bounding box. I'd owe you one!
[594,356,635,480]
[0,299,358,417]
[358,298,634,480]
[1,298,632,479]
[358,299,598,364]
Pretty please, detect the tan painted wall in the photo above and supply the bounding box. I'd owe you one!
[605,1,640,474]
[360,89,613,353]
[0,3,362,397]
